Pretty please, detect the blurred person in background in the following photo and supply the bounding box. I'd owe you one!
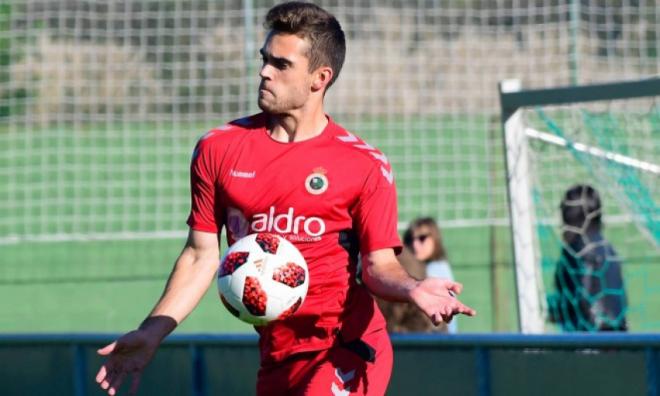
[404,217,458,334]
[378,217,458,334]
[548,184,628,332]
[377,247,449,333]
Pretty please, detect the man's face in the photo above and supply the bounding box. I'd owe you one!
[258,32,314,114]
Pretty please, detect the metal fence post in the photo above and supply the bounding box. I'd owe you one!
[73,343,87,396]
[476,346,491,396]
[646,347,658,396]
[191,343,207,396]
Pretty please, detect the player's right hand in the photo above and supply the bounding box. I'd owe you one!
[95,330,159,395]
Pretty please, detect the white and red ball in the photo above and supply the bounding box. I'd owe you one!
[217,233,309,325]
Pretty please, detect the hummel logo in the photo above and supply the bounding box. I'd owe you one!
[230,169,256,178]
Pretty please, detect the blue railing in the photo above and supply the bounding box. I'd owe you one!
[1,333,658,396]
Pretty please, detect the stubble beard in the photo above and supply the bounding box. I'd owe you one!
[257,91,305,115]
[257,95,280,114]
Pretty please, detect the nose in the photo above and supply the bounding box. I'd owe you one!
[260,63,274,80]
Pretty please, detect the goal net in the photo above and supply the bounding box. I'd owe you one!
[501,78,660,333]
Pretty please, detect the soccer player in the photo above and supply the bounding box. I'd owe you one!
[95,2,476,395]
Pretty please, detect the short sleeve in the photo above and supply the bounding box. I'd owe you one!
[353,163,402,256]
[186,136,224,233]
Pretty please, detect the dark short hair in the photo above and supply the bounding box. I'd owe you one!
[560,184,602,232]
[403,217,448,262]
[264,1,346,88]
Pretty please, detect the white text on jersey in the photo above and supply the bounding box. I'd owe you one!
[230,169,256,179]
[251,206,326,238]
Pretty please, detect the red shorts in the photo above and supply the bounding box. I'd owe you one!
[256,329,393,396]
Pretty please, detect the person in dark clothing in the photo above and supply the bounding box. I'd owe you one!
[548,184,628,331]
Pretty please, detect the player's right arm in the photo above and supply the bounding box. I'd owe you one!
[95,228,219,396]
[147,229,220,326]
[95,127,226,395]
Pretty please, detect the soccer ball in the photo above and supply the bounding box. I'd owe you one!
[217,233,309,325]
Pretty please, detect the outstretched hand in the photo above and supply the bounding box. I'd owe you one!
[95,330,160,396]
[409,278,476,326]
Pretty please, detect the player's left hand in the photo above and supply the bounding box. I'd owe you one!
[409,278,476,326]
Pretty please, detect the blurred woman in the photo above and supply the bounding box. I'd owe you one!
[377,217,458,334]
[403,217,457,333]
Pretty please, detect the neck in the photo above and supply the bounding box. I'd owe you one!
[267,103,328,143]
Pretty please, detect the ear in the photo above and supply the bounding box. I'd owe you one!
[311,66,334,92]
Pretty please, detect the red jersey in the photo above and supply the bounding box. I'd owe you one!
[187,113,401,363]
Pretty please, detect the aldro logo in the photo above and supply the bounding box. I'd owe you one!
[305,167,329,195]
[251,206,326,238]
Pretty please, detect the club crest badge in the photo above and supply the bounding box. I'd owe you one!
[305,167,329,195]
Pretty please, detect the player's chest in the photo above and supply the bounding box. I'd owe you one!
[217,143,361,215]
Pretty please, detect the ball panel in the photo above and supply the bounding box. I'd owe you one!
[242,276,267,316]
[256,233,280,254]
[277,237,306,261]
[220,294,241,318]
[277,297,303,320]
[219,251,250,277]
[272,262,306,287]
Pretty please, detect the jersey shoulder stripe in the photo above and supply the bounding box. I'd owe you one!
[202,113,264,141]
[193,114,264,150]
[191,114,264,163]
[333,128,394,184]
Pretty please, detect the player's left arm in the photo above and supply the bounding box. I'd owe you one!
[361,248,476,326]
[353,149,475,325]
